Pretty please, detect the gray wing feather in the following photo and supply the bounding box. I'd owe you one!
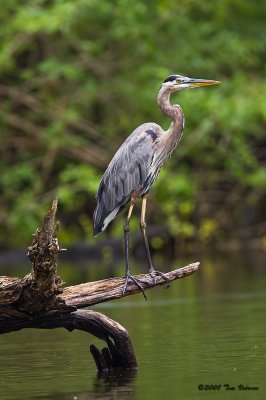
[93,123,162,235]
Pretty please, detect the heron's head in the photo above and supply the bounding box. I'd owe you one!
[162,74,221,91]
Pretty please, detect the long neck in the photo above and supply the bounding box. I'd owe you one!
[157,86,178,120]
[156,86,184,155]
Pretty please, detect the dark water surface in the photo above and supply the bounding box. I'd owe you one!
[0,251,265,400]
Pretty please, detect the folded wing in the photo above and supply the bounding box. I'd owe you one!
[93,124,161,235]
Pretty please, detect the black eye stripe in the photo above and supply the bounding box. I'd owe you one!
[163,75,178,83]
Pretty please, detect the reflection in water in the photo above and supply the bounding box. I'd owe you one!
[39,370,137,400]
[92,369,137,399]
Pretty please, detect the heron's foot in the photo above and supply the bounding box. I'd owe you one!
[148,267,170,288]
[123,274,148,300]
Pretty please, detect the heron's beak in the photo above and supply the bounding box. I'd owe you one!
[188,78,221,87]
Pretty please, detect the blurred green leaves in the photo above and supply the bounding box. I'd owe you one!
[0,0,265,247]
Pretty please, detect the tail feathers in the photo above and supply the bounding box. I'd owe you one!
[93,204,120,236]
[93,224,102,237]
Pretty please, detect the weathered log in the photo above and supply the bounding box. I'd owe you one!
[0,309,137,370]
[61,262,199,307]
[0,199,200,371]
[0,263,199,313]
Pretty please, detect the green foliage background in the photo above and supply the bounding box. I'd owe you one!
[0,0,266,248]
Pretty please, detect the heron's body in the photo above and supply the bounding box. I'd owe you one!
[93,74,220,298]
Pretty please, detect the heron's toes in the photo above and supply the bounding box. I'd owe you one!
[123,274,148,300]
[148,268,170,288]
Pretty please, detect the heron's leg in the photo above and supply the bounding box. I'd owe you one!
[140,196,170,285]
[123,200,147,300]
[140,196,153,269]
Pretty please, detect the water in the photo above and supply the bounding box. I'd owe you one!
[0,251,265,399]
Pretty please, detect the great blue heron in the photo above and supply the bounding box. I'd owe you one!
[93,74,220,299]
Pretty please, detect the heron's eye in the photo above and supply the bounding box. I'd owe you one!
[175,78,182,84]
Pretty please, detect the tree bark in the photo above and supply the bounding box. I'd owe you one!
[0,199,200,371]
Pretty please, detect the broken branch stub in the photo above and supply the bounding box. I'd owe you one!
[18,198,63,314]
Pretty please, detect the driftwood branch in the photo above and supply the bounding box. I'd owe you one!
[0,200,199,371]
[61,263,200,307]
